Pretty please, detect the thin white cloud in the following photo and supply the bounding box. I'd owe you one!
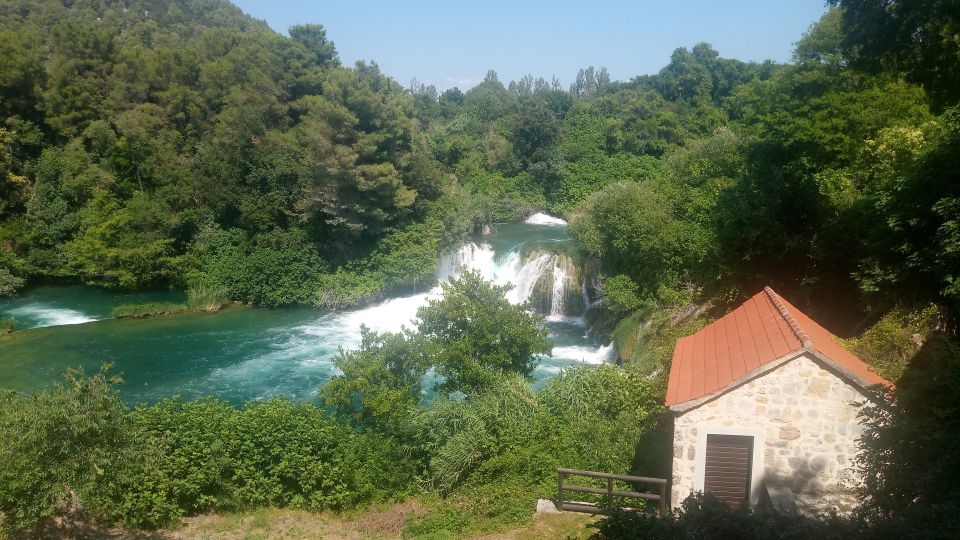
[442,76,481,90]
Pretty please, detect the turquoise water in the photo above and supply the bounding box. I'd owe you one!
[0,223,612,405]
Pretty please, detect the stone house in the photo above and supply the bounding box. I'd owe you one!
[665,286,890,514]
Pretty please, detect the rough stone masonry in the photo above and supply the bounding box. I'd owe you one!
[671,353,869,514]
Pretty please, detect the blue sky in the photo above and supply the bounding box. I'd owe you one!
[232,1,829,91]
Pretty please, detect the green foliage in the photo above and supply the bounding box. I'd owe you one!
[570,181,717,304]
[0,318,14,333]
[854,110,960,316]
[112,302,188,319]
[115,396,394,526]
[0,0,451,300]
[0,366,133,534]
[416,271,552,394]
[831,0,960,110]
[186,284,229,311]
[407,365,669,537]
[223,399,360,510]
[288,24,338,67]
[843,305,939,381]
[600,274,645,314]
[855,334,960,524]
[190,227,328,307]
[323,327,428,433]
[0,266,24,297]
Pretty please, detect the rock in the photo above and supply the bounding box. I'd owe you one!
[779,425,801,440]
[536,499,559,513]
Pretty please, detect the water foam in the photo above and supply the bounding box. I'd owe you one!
[550,255,572,316]
[524,212,567,226]
[297,242,497,355]
[505,253,552,304]
[7,305,97,328]
[551,343,616,365]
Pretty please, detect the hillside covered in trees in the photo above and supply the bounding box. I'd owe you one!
[0,0,470,308]
[1,0,960,538]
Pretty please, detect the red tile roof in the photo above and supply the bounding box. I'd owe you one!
[665,287,890,408]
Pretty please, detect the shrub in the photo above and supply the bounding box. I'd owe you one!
[0,366,137,534]
[844,305,939,381]
[191,227,327,307]
[0,267,25,297]
[226,399,361,510]
[129,398,375,514]
[126,398,236,516]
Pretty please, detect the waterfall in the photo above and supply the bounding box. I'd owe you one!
[552,343,616,364]
[437,243,496,282]
[505,253,553,305]
[524,212,567,226]
[550,256,571,317]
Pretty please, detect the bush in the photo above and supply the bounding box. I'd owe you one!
[0,267,25,297]
[226,399,361,510]
[0,318,14,333]
[191,227,328,307]
[126,398,235,517]
[844,305,939,381]
[0,366,138,534]
[128,397,377,515]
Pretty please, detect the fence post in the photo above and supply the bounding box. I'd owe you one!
[607,477,614,509]
[557,469,564,511]
[659,482,667,516]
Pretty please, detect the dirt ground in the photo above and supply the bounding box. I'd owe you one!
[16,503,596,540]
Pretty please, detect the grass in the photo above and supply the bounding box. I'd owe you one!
[187,285,230,312]
[113,290,230,319]
[112,302,191,319]
[159,505,596,540]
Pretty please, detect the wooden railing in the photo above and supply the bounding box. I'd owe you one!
[556,468,668,516]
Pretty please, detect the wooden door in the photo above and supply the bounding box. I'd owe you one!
[704,434,753,509]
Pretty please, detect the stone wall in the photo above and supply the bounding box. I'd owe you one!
[670,353,868,514]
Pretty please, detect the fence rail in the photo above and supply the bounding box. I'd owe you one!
[556,467,667,516]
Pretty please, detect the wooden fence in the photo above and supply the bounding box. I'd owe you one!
[556,468,668,516]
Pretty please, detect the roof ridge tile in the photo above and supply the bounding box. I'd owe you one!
[763,286,813,349]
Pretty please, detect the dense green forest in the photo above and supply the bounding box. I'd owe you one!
[1,0,956,331]
[2,0,960,537]
[0,0,471,308]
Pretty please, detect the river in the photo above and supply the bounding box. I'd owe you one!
[0,217,613,405]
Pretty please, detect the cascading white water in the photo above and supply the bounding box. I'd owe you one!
[524,213,567,226]
[551,343,616,364]
[550,256,571,317]
[314,243,499,343]
[6,305,97,328]
[437,243,497,283]
[505,253,553,304]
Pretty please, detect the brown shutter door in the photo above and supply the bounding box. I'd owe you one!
[704,434,753,509]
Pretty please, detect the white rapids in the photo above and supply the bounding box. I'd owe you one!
[290,240,615,373]
[5,305,97,328]
[524,212,567,226]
